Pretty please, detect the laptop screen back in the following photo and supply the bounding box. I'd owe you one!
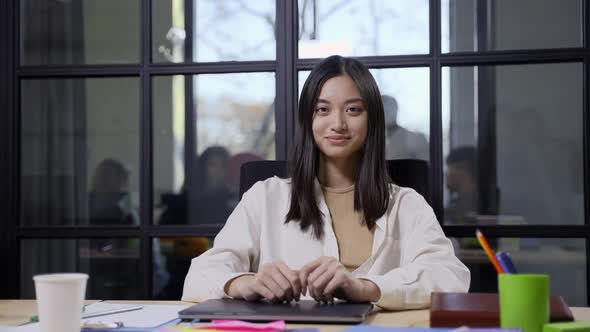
[178,299,373,323]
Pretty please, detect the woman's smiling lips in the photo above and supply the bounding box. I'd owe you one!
[326,135,352,145]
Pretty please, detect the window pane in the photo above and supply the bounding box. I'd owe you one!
[442,63,583,225]
[452,237,586,306]
[21,238,141,300]
[153,73,275,225]
[153,76,186,225]
[298,0,429,58]
[20,0,139,65]
[299,68,430,160]
[152,0,276,63]
[442,0,582,53]
[152,237,213,299]
[21,78,140,226]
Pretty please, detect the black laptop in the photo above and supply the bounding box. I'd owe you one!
[178,299,373,323]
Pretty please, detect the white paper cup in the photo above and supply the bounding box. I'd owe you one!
[33,273,88,332]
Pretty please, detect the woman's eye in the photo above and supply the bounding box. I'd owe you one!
[316,107,329,113]
[347,107,363,113]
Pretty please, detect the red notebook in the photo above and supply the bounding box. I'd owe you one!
[430,292,574,327]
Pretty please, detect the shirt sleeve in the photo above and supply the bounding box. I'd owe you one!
[360,191,471,310]
[181,185,262,302]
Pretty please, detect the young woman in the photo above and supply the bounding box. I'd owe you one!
[182,55,470,309]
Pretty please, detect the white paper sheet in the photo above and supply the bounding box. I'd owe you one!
[8,303,190,330]
[81,303,190,328]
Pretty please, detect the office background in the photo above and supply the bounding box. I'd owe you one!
[0,0,587,305]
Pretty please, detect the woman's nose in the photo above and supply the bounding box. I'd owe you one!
[330,111,347,131]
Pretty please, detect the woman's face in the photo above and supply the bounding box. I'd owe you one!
[312,74,368,162]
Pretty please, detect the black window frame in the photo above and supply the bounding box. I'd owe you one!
[0,0,588,302]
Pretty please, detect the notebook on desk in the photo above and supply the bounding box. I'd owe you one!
[430,292,574,327]
[178,298,373,323]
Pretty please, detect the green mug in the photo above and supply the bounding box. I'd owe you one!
[499,274,550,332]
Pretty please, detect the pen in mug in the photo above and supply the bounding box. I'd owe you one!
[475,229,504,274]
[495,251,517,274]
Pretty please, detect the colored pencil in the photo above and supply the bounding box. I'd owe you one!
[476,229,504,274]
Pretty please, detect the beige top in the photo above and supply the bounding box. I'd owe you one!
[321,185,374,272]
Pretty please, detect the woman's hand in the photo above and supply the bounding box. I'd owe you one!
[225,260,302,302]
[299,256,380,303]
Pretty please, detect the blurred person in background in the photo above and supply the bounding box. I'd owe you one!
[382,95,429,160]
[89,158,138,226]
[444,146,478,225]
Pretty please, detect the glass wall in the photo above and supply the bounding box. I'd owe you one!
[21,238,141,299]
[10,0,588,303]
[152,0,276,63]
[20,0,140,65]
[152,237,213,299]
[442,0,582,53]
[153,73,276,226]
[442,63,583,225]
[297,0,429,58]
[21,78,140,227]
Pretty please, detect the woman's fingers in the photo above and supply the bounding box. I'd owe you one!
[276,261,302,301]
[254,260,302,302]
[322,269,347,301]
[309,261,340,301]
[252,258,349,302]
[259,271,289,301]
[269,268,294,301]
[246,279,274,301]
[299,258,323,295]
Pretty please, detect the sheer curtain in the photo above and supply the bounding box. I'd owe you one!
[20,0,87,226]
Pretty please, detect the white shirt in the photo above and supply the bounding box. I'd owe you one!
[182,177,470,310]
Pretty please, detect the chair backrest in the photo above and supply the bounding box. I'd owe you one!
[239,159,429,201]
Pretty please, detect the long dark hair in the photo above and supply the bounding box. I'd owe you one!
[285,55,391,239]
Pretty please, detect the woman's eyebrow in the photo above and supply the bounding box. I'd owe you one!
[345,98,364,104]
[317,97,364,104]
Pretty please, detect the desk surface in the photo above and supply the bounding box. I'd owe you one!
[2,300,590,332]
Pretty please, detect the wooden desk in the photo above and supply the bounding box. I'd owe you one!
[2,300,590,331]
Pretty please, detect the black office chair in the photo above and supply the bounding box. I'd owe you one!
[239,159,429,201]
